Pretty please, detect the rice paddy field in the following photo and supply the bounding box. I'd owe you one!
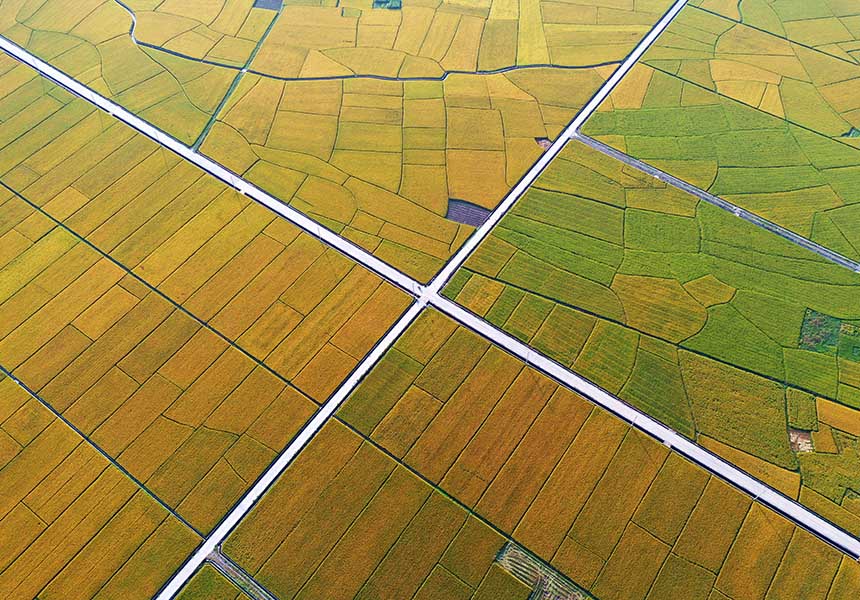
[447,138,860,535]
[0,374,200,600]
[199,67,610,280]
[3,0,860,598]
[217,309,860,600]
[0,61,412,533]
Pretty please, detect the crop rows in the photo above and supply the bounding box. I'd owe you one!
[200,67,610,280]
[447,138,860,534]
[693,0,860,64]
[335,310,859,599]
[0,374,200,600]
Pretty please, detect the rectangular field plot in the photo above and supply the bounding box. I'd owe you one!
[199,68,609,280]
[691,0,860,65]
[221,420,538,600]
[0,375,200,600]
[0,65,412,405]
[0,192,319,533]
[109,0,277,67]
[175,564,249,600]
[640,4,860,142]
[582,61,860,262]
[246,0,675,79]
[334,310,860,600]
[0,4,241,144]
[446,139,860,535]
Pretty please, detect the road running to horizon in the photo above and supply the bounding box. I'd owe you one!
[3,1,860,597]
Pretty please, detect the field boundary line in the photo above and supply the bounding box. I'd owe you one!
[5,1,860,594]
[573,132,860,273]
[153,300,427,599]
[0,365,204,538]
[0,34,425,300]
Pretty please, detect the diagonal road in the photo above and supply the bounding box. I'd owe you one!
[3,2,860,596]
[573,133,860,273]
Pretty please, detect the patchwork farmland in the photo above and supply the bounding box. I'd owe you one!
[1,0,860,599]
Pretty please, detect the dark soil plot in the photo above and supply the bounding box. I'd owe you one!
[253,0,282,10]
[447,199,492,227]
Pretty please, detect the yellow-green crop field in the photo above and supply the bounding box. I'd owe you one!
[585,64,860,260]
[123,0,277,67]
[692,0,860,64]
[222,419,533,600]
[0,374,200,600]
[337,310,860,599]
[0,1,241,143]
[447,138,860,535]
[643,4,860,141]
[200,67,610,280]
[175,565,248,600]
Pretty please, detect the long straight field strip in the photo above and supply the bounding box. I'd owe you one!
[0,62,412,406]
[331,309,860,600]
[199,68,613,281]
[0,0,241,143]
[0,76,412,534]
[692,0,860,64]
[0,190,319,533]
[220,419,548,600]
[580,60,860,261]
[0,374,200,600]
[641,4,860,142]
[243,0,675,79]
[445,139,860,536]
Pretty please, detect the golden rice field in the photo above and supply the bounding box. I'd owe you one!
[0,62,412,532]
[222,420,533,600]
[3,1,860,598]
[200,67,610,280]
[331,310,860,600]
[246,0,676,79]
[0,374,200,600]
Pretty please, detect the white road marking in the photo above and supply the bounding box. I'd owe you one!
[153,301,426,599]
[574,133,860,273]
[3,3,860,595]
